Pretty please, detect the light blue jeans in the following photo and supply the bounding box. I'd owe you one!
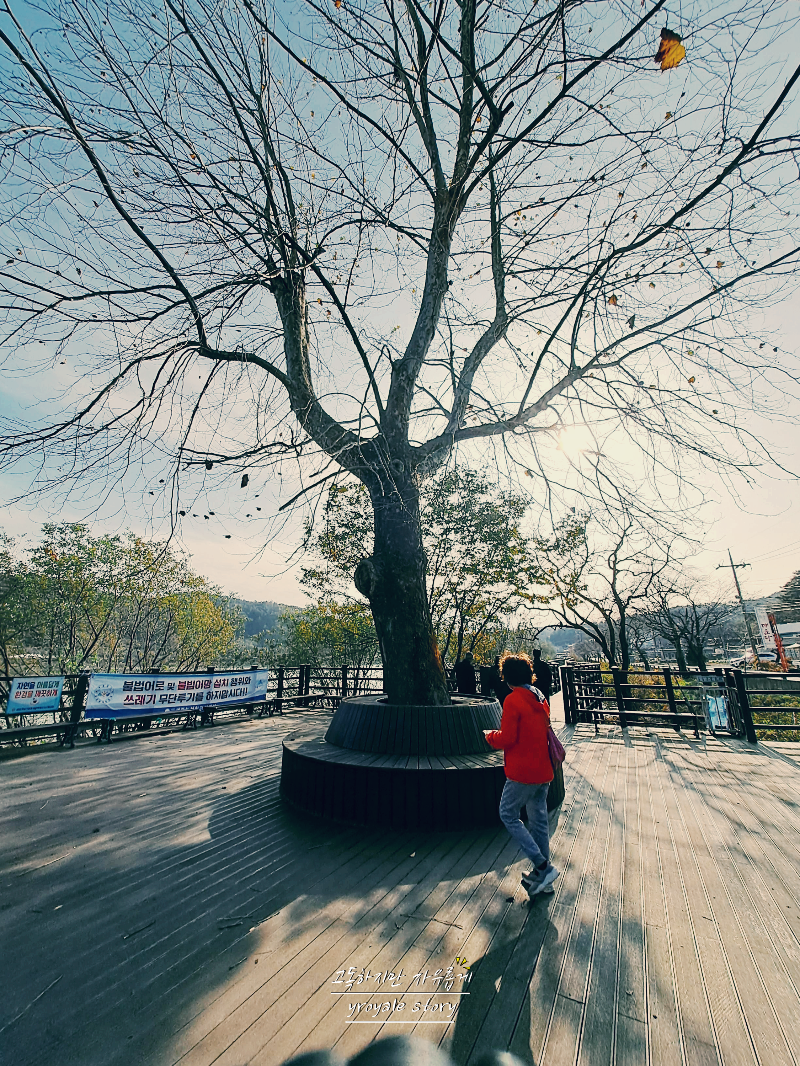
[498,779,550,868]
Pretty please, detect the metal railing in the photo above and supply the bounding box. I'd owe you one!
[739,672,800,740]
[559,664,760,740]
[0,664,385,748]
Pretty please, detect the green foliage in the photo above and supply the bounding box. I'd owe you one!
[775,571,800,623]
[300,468,548,663]
[234,599,292,639]
[0,523,241,675]
[272,600,379,671]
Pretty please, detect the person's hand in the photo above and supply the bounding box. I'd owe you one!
[483,729,492,736]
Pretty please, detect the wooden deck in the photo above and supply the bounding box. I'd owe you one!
[2,708,800,1066]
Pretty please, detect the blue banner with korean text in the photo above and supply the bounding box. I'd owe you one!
[85,670,269,718]
[6,676,65,714]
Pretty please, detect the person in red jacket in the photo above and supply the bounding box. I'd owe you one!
[483,652,559,898]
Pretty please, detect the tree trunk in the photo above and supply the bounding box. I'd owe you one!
[354,476,451,706]
[618,612,631,671]
[672,639,688,673]
[686,639,707,672]
[634,639,651,670]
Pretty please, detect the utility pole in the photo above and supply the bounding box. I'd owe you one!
[718,550,758,658]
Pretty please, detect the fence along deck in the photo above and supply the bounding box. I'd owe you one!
[4,662,797,752]
[0,666,339,748]
[560,663,800,743]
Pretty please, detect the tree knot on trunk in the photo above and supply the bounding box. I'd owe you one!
[354,556,377,599]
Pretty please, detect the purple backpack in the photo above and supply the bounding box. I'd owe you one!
[547,727,566,766]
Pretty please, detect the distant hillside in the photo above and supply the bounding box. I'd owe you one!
[233,599,301,638]
[540,626,586,650]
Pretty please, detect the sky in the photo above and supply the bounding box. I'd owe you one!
[0,0,798,611]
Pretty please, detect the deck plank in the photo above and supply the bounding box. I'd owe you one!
[665,740,799,1066]
[654,739,755,1066]
[577,731,625,1066]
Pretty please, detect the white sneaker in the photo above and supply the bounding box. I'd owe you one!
[523,865,559,898]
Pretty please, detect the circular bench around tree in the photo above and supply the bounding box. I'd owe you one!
[280,694,564,831]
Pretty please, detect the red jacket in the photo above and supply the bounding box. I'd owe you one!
[484,686,553,785]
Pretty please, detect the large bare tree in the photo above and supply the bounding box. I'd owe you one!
[0,0,798,704]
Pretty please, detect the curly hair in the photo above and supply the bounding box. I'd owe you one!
[499,652,537,687]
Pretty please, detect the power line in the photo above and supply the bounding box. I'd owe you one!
[747,537,800,566]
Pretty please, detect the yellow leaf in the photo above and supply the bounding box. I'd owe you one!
[716,260,724,268]
[607,295,618,306]
[654,28,686,71]
[688,376,695,384]
[665,111,673,120]
[476,115,482,123]
[335,0,341,6]
[649,281,656,288]
[317,298,322,304]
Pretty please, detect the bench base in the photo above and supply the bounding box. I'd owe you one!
[281,731,564,831]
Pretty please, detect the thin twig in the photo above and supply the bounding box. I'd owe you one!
[122,919,155,939]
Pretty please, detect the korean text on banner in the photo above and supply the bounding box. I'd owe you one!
[85,670,269,718]
[754,606,777,650]
[7,676,65,714]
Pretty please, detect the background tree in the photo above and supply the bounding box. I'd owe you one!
[533,512,672,670]
[643,578,732,671]
[0,524,241,674]
[1,0,798,704]
[275,599,380,677]
[301,469,545,664]
[0,533,40,678]
[774,571,800,624]
[627,611,655,668]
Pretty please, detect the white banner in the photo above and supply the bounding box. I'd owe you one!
[85,669,269,718]
[754,606,777,649]
[6,676,65,714]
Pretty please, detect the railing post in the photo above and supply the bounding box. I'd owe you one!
[611,667,628,729]
[302,664,311,697]
[560,666,573,725]
[568,668,579,724]
[276,666,284,702]
[341,664,349,700]
[663,668,680,731]
[722,669,742,735]
[62,670,90,749]
[732,668,757,744]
